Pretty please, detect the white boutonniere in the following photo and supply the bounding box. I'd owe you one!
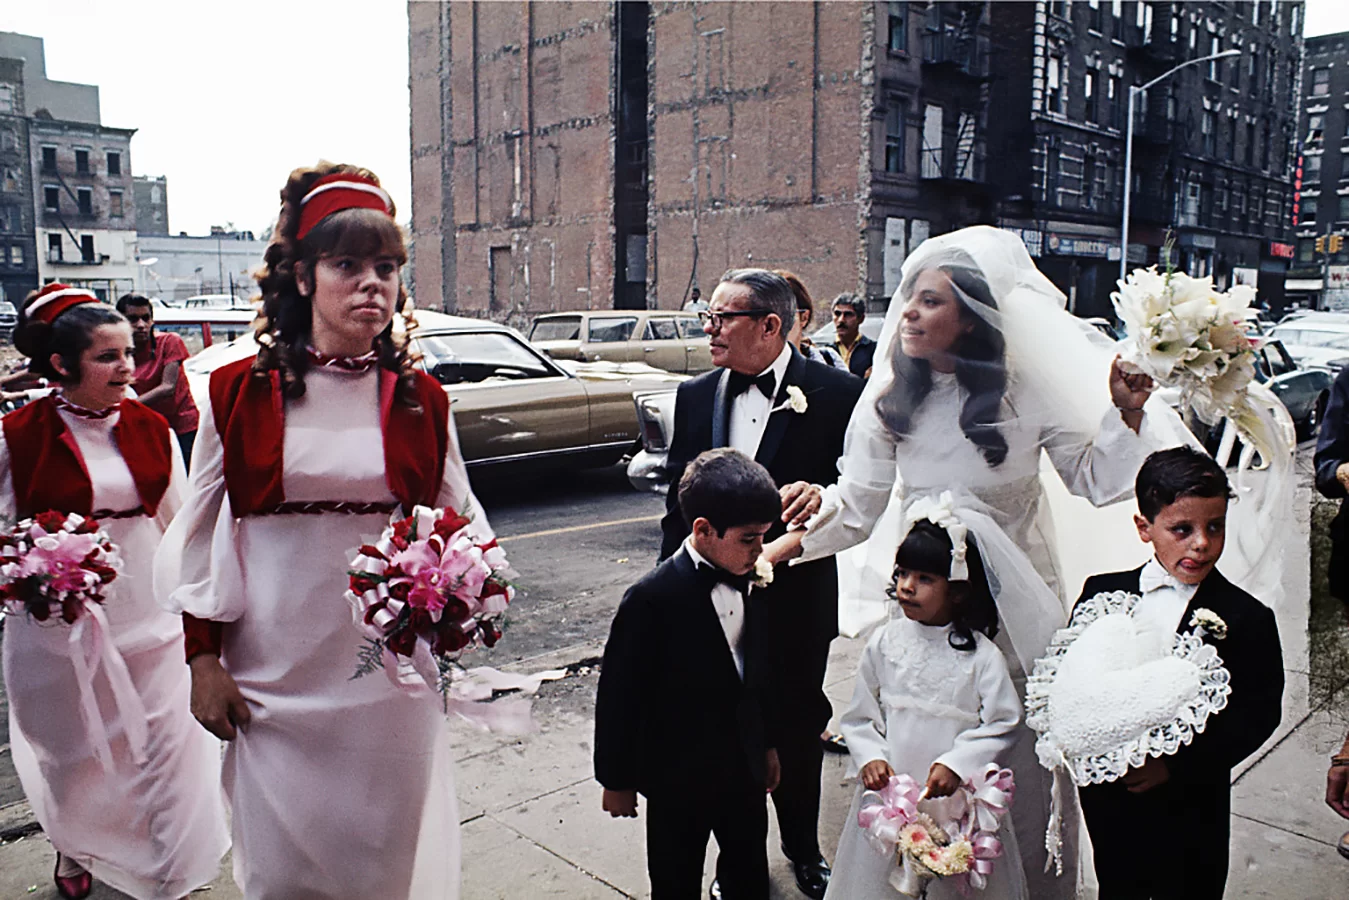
[1189,608,1228,640]
[770,385,808,415]
[752,556,774,588]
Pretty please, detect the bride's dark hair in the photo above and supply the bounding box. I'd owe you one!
[252,161,420,406]
[874,252,1008,467]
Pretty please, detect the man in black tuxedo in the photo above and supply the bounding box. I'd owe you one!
[597,449,783,899]
[659,269,863,899]
[1075,447,1284,900]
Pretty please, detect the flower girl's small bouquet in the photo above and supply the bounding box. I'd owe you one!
[1112,264,1259,427]
[347,505,514,688]
[857,766,1015,897]
[0,511,120,623]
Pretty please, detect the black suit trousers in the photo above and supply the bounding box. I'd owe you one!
[765,623,832,864]
[645,774,769,900]
[1080,778,1230,900]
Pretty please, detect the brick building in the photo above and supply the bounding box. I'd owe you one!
[987,0,1305,318]
[1291,29,1349,306]
[0,57,38,306]
[408,1,998,323]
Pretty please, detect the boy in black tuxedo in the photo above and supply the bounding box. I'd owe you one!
[1075,447,1284,900]
[596,448,782,900]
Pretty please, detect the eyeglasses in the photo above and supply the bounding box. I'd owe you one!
[697,309,772,330]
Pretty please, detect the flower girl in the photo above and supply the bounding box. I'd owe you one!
[826,498,1028,899]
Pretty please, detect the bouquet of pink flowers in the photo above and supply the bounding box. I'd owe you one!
[0,511,120,623]
[347,504,514,691]
[857,766,1015,897]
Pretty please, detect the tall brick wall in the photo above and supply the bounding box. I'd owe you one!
[409,1,616,326]
[648,1,868,318]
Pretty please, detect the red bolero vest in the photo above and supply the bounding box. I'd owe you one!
[207,356,449,516]
[3,396,173,518]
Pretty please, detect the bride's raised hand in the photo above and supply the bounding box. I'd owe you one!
[1109,355,1152,432]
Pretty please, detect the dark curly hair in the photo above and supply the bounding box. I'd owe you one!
[889,518,999,653]
[874,252,1009,467]
[14,293,126,383]
[252,161,420,405]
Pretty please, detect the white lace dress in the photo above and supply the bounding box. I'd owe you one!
[1,406,228,899]
[826,616,1026,900]
[156,366,487,899]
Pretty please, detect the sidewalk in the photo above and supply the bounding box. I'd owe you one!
[3,487,1348,898]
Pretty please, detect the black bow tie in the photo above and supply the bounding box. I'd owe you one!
[727,370,776,400]
[697,562,751,595]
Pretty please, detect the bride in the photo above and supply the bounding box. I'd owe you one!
[766,225,1179,898]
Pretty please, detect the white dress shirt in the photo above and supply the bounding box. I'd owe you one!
[727,343,793,459]
[1132,557,1199,658]
[683,538,746,679]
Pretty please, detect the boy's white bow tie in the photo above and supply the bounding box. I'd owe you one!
[1139,564,1198,596]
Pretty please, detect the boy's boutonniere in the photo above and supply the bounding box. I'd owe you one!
[752,556,774,588]
[1189,608,1228,640]
[770,385,808,415]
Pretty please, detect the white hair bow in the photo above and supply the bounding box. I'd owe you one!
[902,491,970,581]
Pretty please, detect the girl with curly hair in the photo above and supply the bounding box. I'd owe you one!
[2,285,228,899]
[156,162,488,898]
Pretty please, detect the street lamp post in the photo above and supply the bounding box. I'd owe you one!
[1120,48,1241,287]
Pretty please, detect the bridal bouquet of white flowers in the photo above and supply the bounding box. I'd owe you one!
[1111,265,1259,426]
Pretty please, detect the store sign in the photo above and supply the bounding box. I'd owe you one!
[1045,233,1113,258]
[1005,227,1044,258]
[1267,242,1295,260]
[1178,232,1217,249]
[1330,266,1349,290]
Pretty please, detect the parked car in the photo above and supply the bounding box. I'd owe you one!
[1266,313,1349,371]
[182,293,253,310]
[154,307,258,356]
[184,311,687,473]
[809,316,886,347]
[0,300,16,340]
[528,310,713,374]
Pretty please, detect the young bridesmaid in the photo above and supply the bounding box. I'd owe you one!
[2,284,227,899]
[156,163,488,898]
[826,504,1026,900]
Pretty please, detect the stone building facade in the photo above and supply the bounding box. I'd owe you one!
[0,57,38,306]
[1290,29,1349,305]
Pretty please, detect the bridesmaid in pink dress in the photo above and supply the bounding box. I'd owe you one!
[156,163,488,899]
[2,284,228,899]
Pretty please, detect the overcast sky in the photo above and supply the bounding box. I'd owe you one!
[2,0,1346,238]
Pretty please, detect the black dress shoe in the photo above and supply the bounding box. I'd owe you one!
[792,857,830,900]
[708,878,723,900]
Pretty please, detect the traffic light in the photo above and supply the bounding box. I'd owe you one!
[1332,234,1345,254]
[1317,236,1327,253]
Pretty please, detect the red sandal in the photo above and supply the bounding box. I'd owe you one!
[54,853,93,900]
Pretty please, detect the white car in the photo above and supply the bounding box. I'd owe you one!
[1266,313,1349,371]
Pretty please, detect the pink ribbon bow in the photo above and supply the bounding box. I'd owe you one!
[967,764,1015,834]
[857,773,924,853]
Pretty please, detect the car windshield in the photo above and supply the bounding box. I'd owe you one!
[1269,327,1349,350]
[416,332,559,384]
[530,317,581,342]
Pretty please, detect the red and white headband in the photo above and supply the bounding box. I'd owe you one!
[296,173,394,240]
[26,283,100,325]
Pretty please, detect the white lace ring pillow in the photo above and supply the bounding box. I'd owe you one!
[1024,591,1231,786]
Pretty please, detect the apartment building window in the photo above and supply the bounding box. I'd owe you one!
[1085,69,1098,123]
[1207,31,1219,79]
[1136,1,1152,33]
[1291,4,1300,36]
[1202,110,1215,155]
[77,187,92,215]
[922,104,943,178]
[1299,237,1316,262]
[1088,0,1103,32]
[1050,0,1068,18]
[1245,122,1256,166]
[106,151,121,176]
[1262,125,1272,169]
[41,146,57,173]
[1340,195,1349,222]
[1046,56,1064,115]
[0,205,12,232]
[1108,75,1121,128]
[1251,0,1261,24]
[47,234,61,261]
[1248,48,1259,95]
[888,2,907,53]
[109,190,124,218]
[1229,46,1241,89]
[1301,196,1318,222]
[1216,187,1229,222]
[1082,154,1098,209]
[74,149,90,174]
[80,235,95,263]
[1044,145,1061,203]
[1307,153,1323,179]
[1251,193,1263,228]
[1312,68,1330,96]
[885,100,906,173]
[1233,189,1247,223]
[1308,114,1326,144]
[44,185,60,211]
[1181,180,1201,226]
[8,245,21,267]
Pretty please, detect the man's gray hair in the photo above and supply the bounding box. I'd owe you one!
[718,268,795,338]
[831,292,865,317]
